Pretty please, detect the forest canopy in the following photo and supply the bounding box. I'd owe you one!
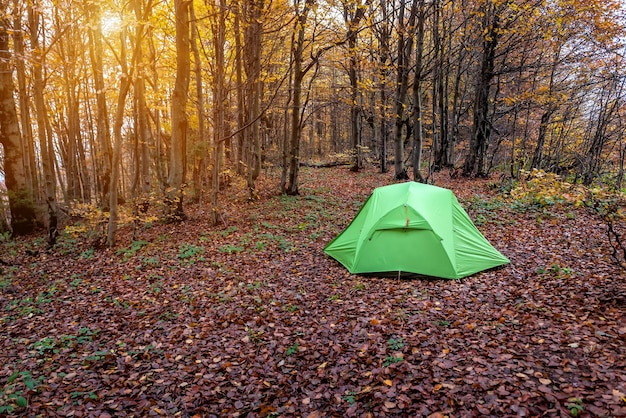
[0,0,625,244]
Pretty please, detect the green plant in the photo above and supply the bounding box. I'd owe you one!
[388,337,405,351]
[113,298,130,309]
[69,274,83,288]
[80,248,95,260]
[434,320,450,328]
[0,370,44,413]
[83,350,110,364]
[383,355,403,367]
[117,240,149,258]
[246,327,265,344]
[285,304,298,313]
[218,244,244,254]
[77,327,99,343]
[566,397,584,417]
[538,264,574,277]
[247,281,262,290]
[70,391,98,401]
[341,390,356,405]
[32,337,58,355]
[149,282,162,295]
[285,343,299,356]
[141,256,160,267]
[353,282,366,291]
[160,308,179,320]
[220,226,239,237]
[178,243,205,259]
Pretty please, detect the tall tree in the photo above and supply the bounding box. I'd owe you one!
[285,0,315,195]
[209,0,227,225]
[85,0,113,209]
[372,0,392,173]
[13,0,38,198]
[411,0,426,182]
[0,10,37,234]
[167,0,191,220]
[29,0,57,245]
[107,20,134,247]
[342,0,370,172]
[462,0,501,177]
[243,0,265,198]
[392,0,419,180]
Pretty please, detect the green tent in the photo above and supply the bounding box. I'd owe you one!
[324,182,509,279]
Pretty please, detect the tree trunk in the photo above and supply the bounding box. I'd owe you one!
[86,1,113,210]
[29,1,57,245]
[167,0,191,220]
[0,15,36,235]
[343,0,369,172]
[13,1,38,200]
[392,0,418,180]
[210,0,226,225]
[411,0,425,182]
[286,0,314,195]
[375,0,391,173]
[190,2,206,203]
[243,0,264,199]
[234,2,246,176]
[107,26,133,247]
[463,5,499,178]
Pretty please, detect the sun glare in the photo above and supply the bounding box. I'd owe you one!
[100,12,122,36]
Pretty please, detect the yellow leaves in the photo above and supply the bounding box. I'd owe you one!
[510,169,587,207]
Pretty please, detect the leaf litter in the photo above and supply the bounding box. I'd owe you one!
[0,167,624,417]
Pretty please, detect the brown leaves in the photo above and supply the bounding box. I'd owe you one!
[0,167,625,416]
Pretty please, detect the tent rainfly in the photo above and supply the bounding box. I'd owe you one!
[324,182,509,279]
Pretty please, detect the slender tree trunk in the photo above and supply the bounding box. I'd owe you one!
[86,1,113,210]
[530,45,560,170]
[210,0,226,225]
[132,0,152,211]
[463,6,499,178]
[167,0,191,220]
[29,2,57,245]
[0,14,36,235]
[344,0,369,172]
[412,0,425,182]
[190,2,206,203]
[13,1,38,199]
[234,2,246,175]
[392,0,418,180]
[376,0,391,173]
[244,0,264,199]
[286,0,315,195]
[107,27,133,247]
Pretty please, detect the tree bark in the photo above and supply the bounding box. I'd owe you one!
[29,1,57,245]
[13,1,38,200]
[392,0,418,180]
[463,4,499,178]
[86,1,113,210]
[243,0,264,199]
[167,0,191,220]
[0,14,36,235]
[210,0,226,225]
[411,0,425,182]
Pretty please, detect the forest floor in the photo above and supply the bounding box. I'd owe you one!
[1,166,625,417]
